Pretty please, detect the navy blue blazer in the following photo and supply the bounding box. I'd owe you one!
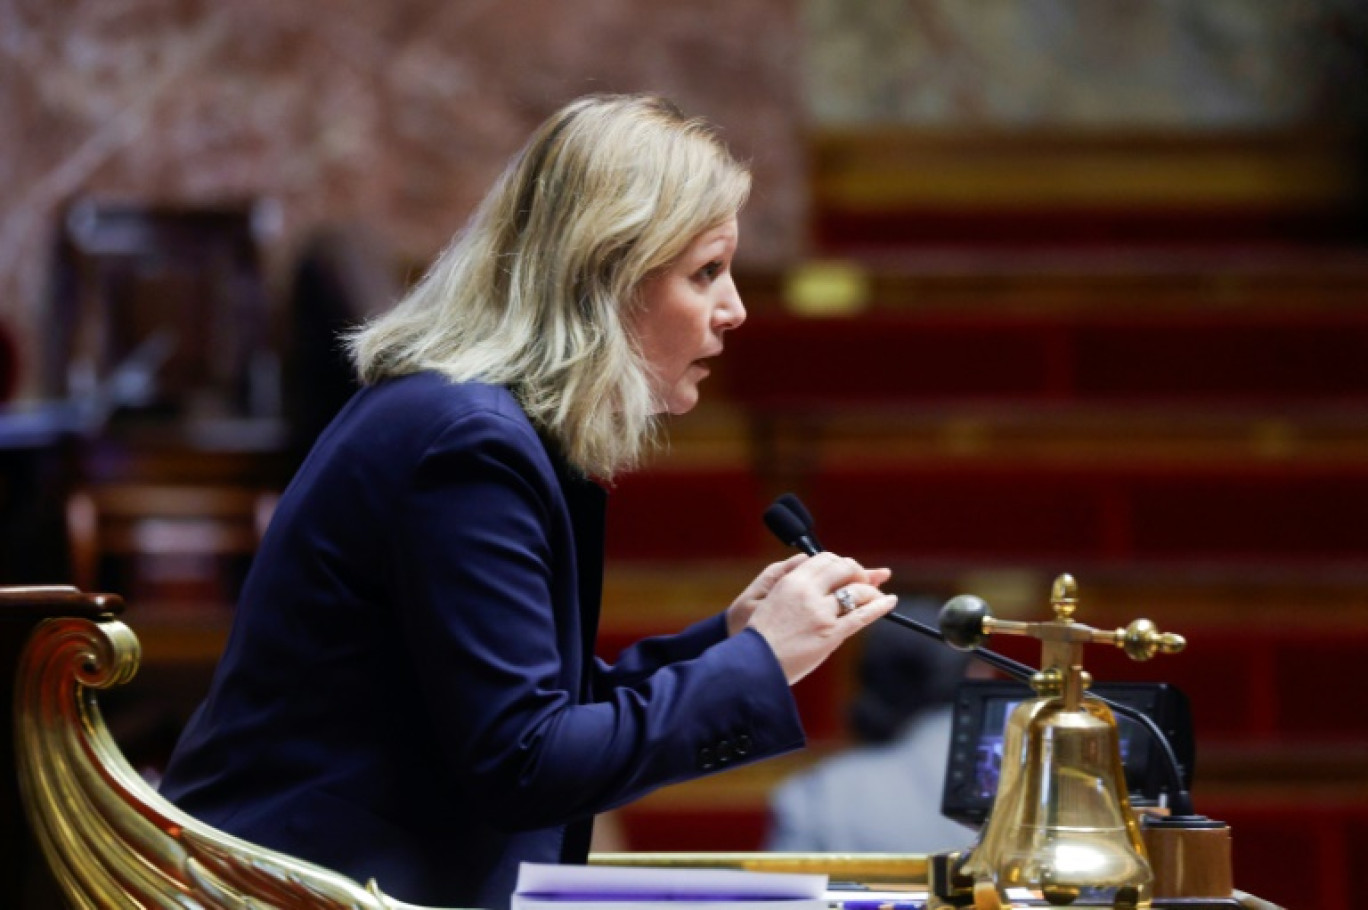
[160,372,804,909]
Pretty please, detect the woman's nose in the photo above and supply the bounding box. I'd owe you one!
[717,279,747,332]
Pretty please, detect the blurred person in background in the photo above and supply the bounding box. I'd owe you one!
[284,222,401,470]
[766,599,977,854]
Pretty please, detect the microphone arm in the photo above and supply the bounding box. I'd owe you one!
[881,610,1036,683]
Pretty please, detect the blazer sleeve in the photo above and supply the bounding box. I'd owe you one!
[590,613,730,697]
[391,407,805,832]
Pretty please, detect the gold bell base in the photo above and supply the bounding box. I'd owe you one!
[927,849,1248,909]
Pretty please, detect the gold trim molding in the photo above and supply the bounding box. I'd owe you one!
[591,852,928,884]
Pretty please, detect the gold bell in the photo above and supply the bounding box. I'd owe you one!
[961,687,1150,908]
[944,575,1184,909]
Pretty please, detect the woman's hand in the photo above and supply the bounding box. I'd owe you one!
[724,554,807,636]
[736,552,897,685]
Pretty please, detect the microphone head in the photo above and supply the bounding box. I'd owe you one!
[763,501,808,548]
[776,492,815,531]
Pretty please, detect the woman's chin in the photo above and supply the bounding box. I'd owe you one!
[650,381,701,416]
[668,389,702,415]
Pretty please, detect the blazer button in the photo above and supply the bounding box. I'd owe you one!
[697,746,716,771]
[717,740,735,763]
[735,733,753,756]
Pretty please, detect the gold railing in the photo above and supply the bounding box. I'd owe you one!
[12,599,453,909]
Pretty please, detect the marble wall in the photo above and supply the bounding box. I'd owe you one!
[803,0,1366,128]
[0,0,803,397]
[1,0,1363,398]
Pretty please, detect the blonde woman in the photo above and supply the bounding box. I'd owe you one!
[161,94,896,910]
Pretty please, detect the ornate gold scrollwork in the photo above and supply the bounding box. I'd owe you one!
[14,615,455,909]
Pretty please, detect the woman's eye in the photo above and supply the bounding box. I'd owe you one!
[698,261,723,282]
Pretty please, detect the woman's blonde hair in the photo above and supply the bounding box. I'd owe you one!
[348,94,751,479]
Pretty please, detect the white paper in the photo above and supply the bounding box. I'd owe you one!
[512,862,828,906]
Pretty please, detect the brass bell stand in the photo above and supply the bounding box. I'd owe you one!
[928,575,1239,909]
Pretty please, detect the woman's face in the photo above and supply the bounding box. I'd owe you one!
[631,217,746,415]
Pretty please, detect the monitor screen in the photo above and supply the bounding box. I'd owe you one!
[942,680,1193,827]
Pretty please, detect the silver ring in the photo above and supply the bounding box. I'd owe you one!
[834,587,857,615]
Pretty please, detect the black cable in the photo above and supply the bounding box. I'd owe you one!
[1088,695,1193,815]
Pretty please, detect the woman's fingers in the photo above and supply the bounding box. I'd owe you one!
[839,591,899,627]
[792,551,863,590]
[864,566,893,587]
[725,553,808,636]
[760,553,809,588]
[746,550,897,684]
[829,582,888,616]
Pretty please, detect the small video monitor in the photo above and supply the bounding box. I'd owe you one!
[941,680,1194,827]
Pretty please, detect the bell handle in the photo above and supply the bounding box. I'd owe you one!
[1111,618,1187,661]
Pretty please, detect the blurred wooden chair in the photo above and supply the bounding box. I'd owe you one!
[65,482,276,604]
[285,223,399,468]
[63,483,278,773]
[42,200,292,768]
[45,198,283,425]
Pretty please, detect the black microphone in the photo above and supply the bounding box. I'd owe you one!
[762,500,821,556]
[776,492,821,550]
